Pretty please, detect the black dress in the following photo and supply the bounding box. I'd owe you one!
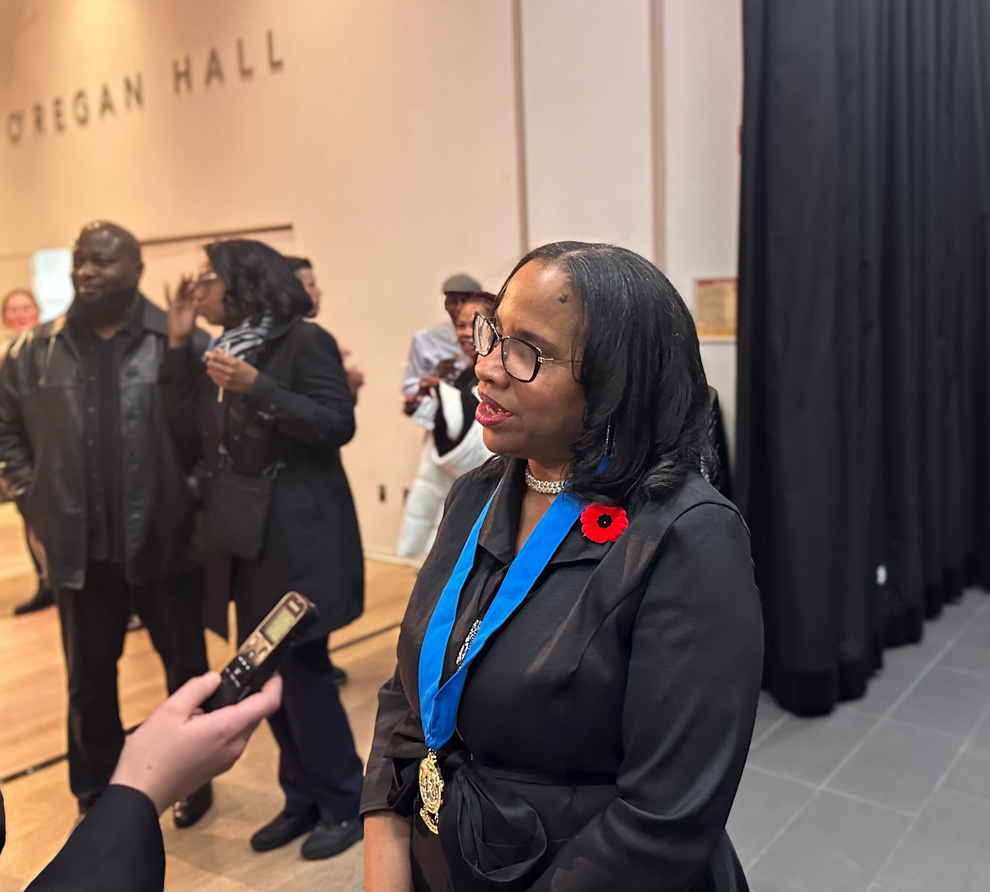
[361,460,764,892]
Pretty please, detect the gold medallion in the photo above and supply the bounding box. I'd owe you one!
[418,749,444,834]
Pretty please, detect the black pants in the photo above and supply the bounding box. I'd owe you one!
[267,638,364,823]
[16,503,48,595]
[56,562,209,809]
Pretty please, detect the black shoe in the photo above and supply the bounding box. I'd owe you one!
[300,819,363,860]
[173,782,212,828]
[332,665,348,686]
[250,808,319,852]
[13,588,55,615]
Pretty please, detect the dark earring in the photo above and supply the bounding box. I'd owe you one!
[605,416,614,458]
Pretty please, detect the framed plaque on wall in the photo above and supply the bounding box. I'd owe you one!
[694,277,737,342]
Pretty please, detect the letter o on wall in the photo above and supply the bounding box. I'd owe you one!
[6,112,23,143]
[73,90,90,125]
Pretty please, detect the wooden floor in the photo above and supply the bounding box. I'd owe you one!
[0,502,416,891]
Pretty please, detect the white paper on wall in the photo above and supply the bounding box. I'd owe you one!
[31,248,74,322]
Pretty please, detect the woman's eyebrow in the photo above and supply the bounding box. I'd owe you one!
[493,314,559,352]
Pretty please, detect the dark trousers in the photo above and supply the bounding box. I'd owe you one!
[267,638,364,823]
[15,502,49,595]
[24,526,43,587]
[56,562,209,810]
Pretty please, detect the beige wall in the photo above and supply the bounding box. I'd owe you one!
[0,0,523,553]
[520,0,657,257]
[0,0,742,552]
[661,0,743,463]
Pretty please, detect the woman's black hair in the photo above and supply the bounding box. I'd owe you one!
[489,241,712,504]
[205,239,313,325]
[284,255,312,272]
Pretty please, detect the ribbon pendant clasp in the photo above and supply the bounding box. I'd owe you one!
[418,749,444,834]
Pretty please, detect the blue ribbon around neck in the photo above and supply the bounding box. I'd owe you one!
[418,483,587,749]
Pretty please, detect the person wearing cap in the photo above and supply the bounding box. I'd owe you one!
[395,292,496,557]
[402,273,482,418]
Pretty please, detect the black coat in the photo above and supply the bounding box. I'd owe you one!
[362,461,764,892]
[159,317,363,643]
[0,298,206,589]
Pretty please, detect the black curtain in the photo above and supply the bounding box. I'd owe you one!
[738,0,990,716]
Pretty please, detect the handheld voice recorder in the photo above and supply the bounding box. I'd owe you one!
[201,591,317,712]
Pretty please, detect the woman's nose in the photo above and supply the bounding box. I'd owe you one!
[475,346,507,385]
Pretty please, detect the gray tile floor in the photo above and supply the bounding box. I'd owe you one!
[727,589,990,892]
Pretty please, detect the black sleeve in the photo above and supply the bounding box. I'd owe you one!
[360,664,425,816]
[529,503,764,892]
[24,785,165,892]
[0,338,35,504]
[158,341,205,472]
[360,471,481,815]
[247,325,356,450]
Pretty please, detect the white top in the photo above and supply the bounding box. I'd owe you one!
[401,321,468,398]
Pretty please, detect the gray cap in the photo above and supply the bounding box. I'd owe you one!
[442,273,482,295]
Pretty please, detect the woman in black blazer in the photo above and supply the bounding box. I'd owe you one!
[362,242,764,891]
[161,240,364,860]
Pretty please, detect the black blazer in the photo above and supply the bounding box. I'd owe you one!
[0,785,165,891]
[0,298,207,589]
[159,317,364,643]
[362,460,764,892]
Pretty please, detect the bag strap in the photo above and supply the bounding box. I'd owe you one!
[215,387,287,479]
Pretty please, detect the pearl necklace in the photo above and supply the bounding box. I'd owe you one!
[524,465,566,495]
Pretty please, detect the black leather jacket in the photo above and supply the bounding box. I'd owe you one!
[0,297,207,590]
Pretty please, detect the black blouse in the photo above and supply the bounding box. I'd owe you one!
[362,460,763,892]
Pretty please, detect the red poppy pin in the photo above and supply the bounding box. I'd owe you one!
[580,504,629,544]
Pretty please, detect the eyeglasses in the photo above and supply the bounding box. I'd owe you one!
[472,312,580,383]
[192,272,219,290]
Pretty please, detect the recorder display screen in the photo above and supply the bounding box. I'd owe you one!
[261,605,296,645]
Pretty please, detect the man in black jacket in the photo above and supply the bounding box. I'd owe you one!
[0,221,211,826]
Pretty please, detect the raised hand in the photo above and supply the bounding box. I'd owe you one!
[340,347,366,397]
[205,348,260,395]
[165,275,198,348]
[417,374,441,396]
[433,357,458,381]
